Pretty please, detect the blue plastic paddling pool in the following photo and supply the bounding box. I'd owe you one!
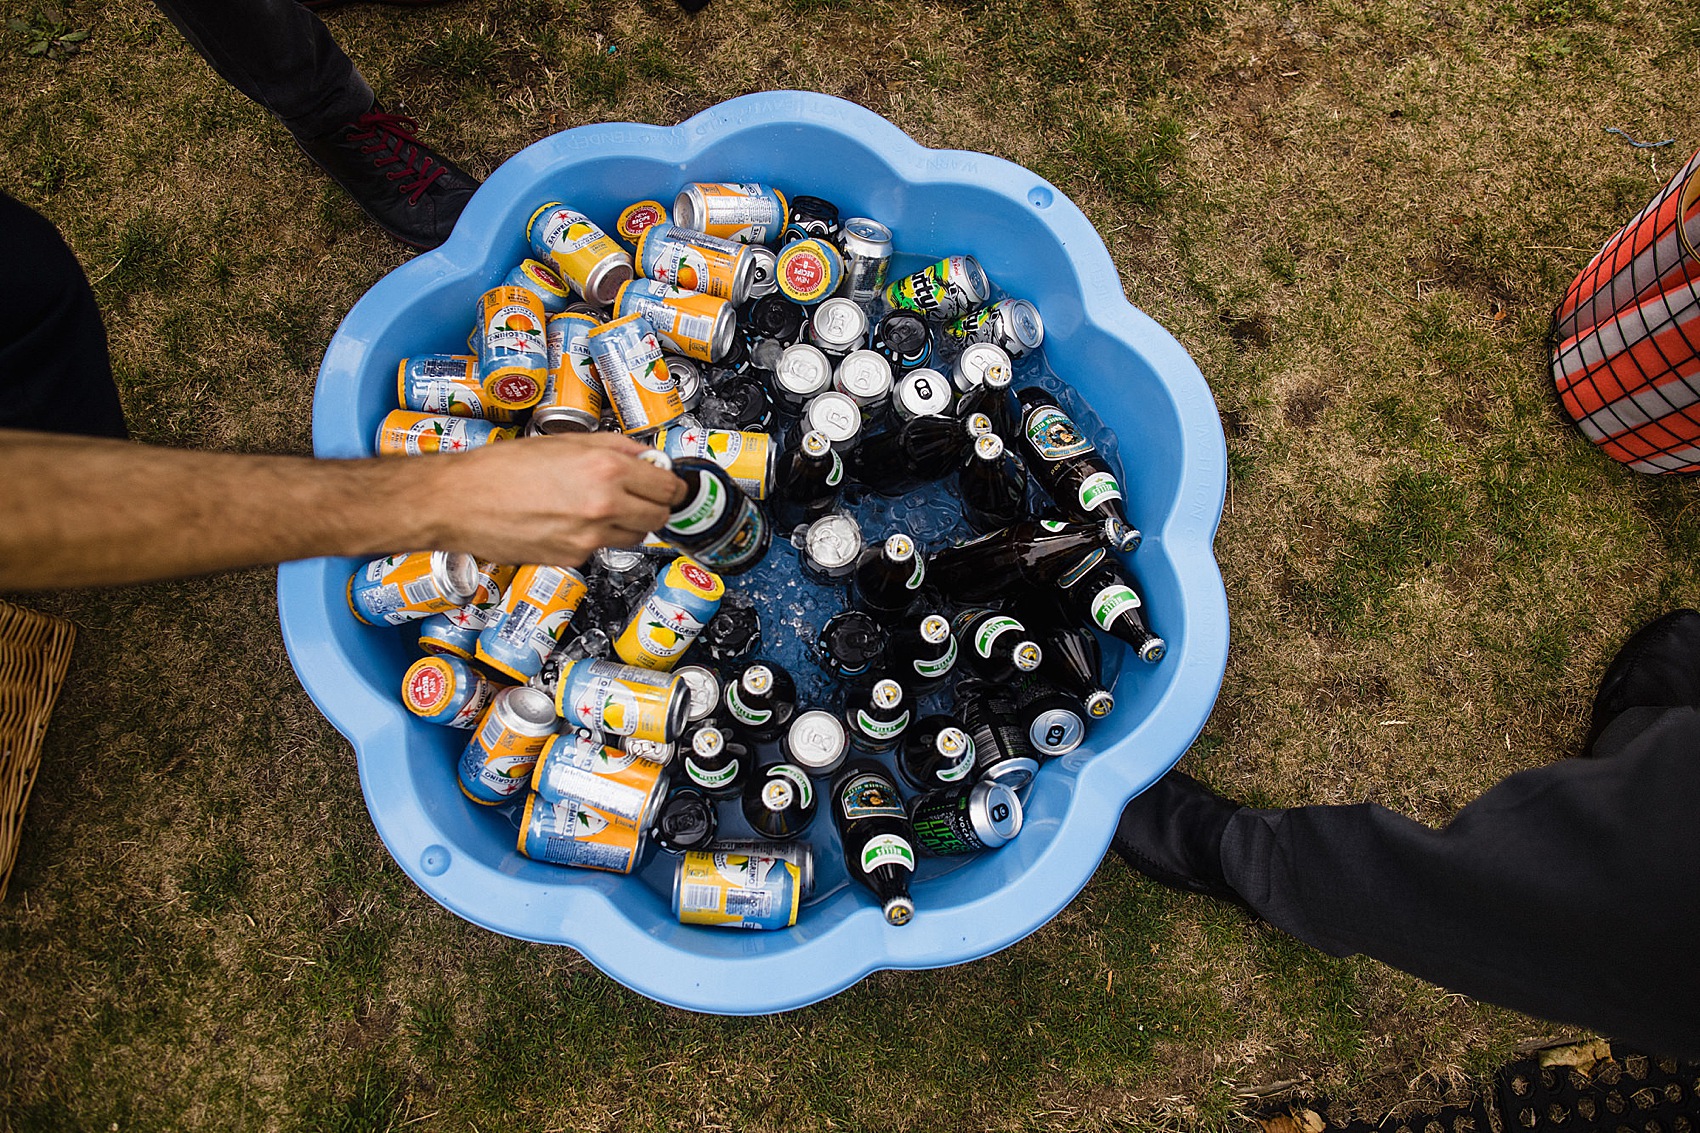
[276,91,1229,1015]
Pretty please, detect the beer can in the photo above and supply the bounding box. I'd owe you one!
[710,840,815,896]
[836,217,893,305]
[744,246,779,299]
[347,550,479,626]
[831,349,894,410]
[673,664,722,723]
[537,311,605,434]
[374,410,515,455]
[554,658,691,744]
[772,343,833,408]
[474,564,590,683]
[530,729,669,829]
[475,286,548,411]
[402,654,498,728]
[519,794,643,873]
[617,200,668,245]
[796,512,863,583]
[774,238,844,306]
[614,555,726,671]
[885,254,991,322]
[871,310,933,374]
[657,419,775,500]
[944,297,1045,359]
[782,710,850,777]
[667,355,705,412]
[950,341,1014,394]
[612,278,738,364]
[801,391,863,452]
[526,202,635,306]
[457,686,557,804]
[636,222,758,306]
[672,183,789,246]
[909,780,1024,855]
[672,849,801,930]
[894,368,954,419]
[504,258,573,315]
[586,313,685,435]
[397,355,518,423]
[807,297,868,358]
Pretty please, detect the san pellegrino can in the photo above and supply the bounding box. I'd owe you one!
[374,410,515,455]
[518,794,643,873]
[474,564,589,683]
[636,222,759,305]
[401,654,497,728]
[775,238,844,306]
[347,550,478,626]
[672,182,789,246]
[612,278,738,363]
[586,313,684,435]
[553,658,692,744]
[398,355,518,422]
[672,849,801,930]
[656,418,775,500]
[417,561,517,659]
[530,729,669,830]
[504,258,573,314]
[614,555,725,671]
[475,285,548,411]
[536,311,604,433]
[526,202,635,306]
[457,686,557,804]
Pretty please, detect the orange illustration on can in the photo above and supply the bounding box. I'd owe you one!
[375,410,516,455]
[526,203,635,306]
[585,313,684,435]
[537,311,606,433]
[611,279,735,363]
[475,286,548,412]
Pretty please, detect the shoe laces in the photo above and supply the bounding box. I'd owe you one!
[344,109,446,205]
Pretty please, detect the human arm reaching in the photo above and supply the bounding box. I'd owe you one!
[0,429,685,590]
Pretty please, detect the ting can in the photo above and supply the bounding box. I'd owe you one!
[347,551,479,626]
[398,355,518,422]
[504,258,573,314]
[772,343,834,408]
[614,555,726,671]
[885,254,991,322]
[836,217,893,305]
[636,222,758,305]
[475,285,548,411]
[401,654,498,729]
[586,313,684,435]
[808,297,868,358]
[526,202,635,306]
[657,419,775,499]
[774,238,844,306]
[553,658,692,744]
[456,685,557,804]
[611,278,738,363]
[944,297,1045,359]
[530,729,669,830]
[672,849,802,930]
[909,780,1024,855]
[375,411,515,455]
[537,311,605,433]
[518,794,643,873]
[617,200,668,245]
[474,564,590,683]
[672,182,789,246]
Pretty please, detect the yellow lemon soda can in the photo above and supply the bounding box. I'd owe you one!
[615,556,725,671]
[553,658,691,744]
[526,202,634,307]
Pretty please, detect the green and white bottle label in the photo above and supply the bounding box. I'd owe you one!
[1078,471,1121,510]
[771,764,813,809]
[860,833,915,874]
[686,757,739,789]
[906,554,926,590]
[825,450,844,486]
[913,636,957,678]
[670,476,726,535]
[974,615,1022,659]
[1091,583,1141,631]
[856,708,911,740]
[726,684,772,725]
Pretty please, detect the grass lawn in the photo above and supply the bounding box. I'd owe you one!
[2,0,1696,1128]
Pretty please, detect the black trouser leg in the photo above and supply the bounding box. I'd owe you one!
[1219,707,1700,1059]
[0,191,128,439]
[148,0,373,138]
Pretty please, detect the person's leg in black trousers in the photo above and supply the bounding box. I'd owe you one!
[1114,610,1700,1060]
[147,0,478,249]
[0,191,128,439]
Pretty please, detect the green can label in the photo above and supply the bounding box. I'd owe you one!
[1091,583,1141,631]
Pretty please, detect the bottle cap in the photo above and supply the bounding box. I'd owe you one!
[691,726,724,759]
[760,778,795,812]
[973,433,1004,461]
[1013,641,1043,672]
[1138,637,1167,664]
[884,534,915,562]
[1085,690,1115,719]
[742,665,773,696]
[871,679,904,709]
[882,894,915,926]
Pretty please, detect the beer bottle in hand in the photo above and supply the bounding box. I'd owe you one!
[851,532,927,619]
[659,455,773,576]
[927,518,1109,605]
[1057,554,1166,663]
[958,433,1029,533]
[952,608,1043,683]
[771,429,844,530]
[742,761,817,841]
[832,760,917,925]
[1013,387,1139,551]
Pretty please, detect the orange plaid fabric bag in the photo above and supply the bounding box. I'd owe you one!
[1552,150,1700,474]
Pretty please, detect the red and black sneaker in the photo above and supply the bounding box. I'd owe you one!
[294,106,479,250]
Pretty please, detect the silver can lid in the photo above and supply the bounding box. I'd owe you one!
[968,779,1024,847]
[745,246,779,299]
[804,391,863,448]
[500,684,560,733]
[674,664,721,721]
[871,679,903,709]
[973,433,1004,461]
[894,369,953,419]
[804,513,863,571]
[666,355,703,407]
[438,552,482,604]
[811,297,868,352]
[786,710,849,771]
[670,186,703,232]
[999,298,1045,354]
[838,217,894,258]
[981,754,1038,792]
[775,343,833,399]
[833,350,894,407]
[1027,706,1085,756]
[952,341,1013,393]
[583,253,635,308]
[707,303,740,363]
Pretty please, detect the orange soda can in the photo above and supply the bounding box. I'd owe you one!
[375,410,516,455]
[585,313,684,435]
[457,686,557,804]
[617,200,668,245]
[346,551,479,626]
[671,182,789,245]
[536,311,605,434]
[526,203,635,307]
[474,564,590,683]
[530,729,669,829]
[397,355,518,422]
[417,561,518,658]
[518,794,643,872]
[402,655,498,728]
[475,285,548,412]
[611,278,737,363]
[504,258,572,314]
